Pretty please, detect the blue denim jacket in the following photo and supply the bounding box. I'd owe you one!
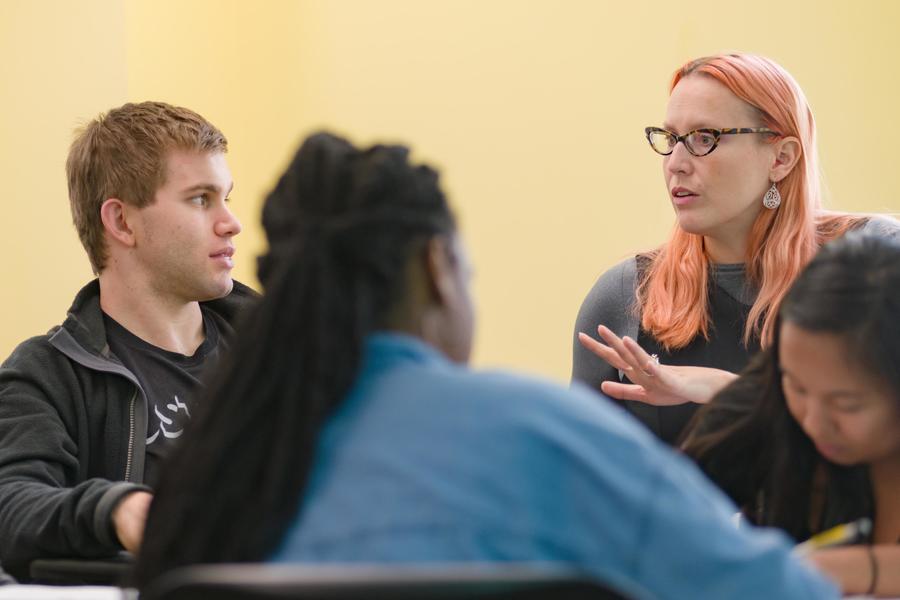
[272,333,837,600]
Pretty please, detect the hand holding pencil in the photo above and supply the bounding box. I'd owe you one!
[795,518,872,556]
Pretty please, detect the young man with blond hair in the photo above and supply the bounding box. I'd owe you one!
[0,102,255,579]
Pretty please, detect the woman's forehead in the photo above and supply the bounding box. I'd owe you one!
[663,75,759,131]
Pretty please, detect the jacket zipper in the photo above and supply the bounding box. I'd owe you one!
[124,391,137,482]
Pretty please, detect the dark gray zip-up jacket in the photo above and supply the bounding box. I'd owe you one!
[0,278,257,577]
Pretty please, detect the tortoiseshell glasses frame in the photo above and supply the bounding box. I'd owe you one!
[644,126,781,157]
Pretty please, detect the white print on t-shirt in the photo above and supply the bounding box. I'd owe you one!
[146,395,191,445]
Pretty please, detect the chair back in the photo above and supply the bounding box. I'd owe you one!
[141,562,632,600]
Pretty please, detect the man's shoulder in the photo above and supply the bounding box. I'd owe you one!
[1,278,259,375]
[1,331,61,370]
[1,279,107,384]
[0,329,91,400]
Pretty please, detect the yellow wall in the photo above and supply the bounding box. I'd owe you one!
[2,0,899,381]
[1,0,126,352]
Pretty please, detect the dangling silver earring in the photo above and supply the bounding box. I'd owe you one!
[763,182,781,210]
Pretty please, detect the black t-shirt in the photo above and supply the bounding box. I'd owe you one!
[104,309,225,488]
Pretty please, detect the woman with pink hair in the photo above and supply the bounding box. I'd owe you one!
[572,53,898,445]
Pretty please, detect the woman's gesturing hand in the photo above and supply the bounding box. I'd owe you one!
[577,325,737,406]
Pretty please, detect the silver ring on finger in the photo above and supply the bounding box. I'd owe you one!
[643,354,660,377]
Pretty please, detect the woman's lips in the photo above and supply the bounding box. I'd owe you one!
[671,187,698,207]
[814,440,844,462]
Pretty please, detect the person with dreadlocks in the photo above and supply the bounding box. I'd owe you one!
[135,132,837,599]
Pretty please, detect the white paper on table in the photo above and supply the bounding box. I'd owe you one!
[0,585,135,599]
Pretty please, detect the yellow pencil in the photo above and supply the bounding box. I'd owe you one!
[794,518,872,555]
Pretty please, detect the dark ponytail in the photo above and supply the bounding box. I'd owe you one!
[134,132,455,585]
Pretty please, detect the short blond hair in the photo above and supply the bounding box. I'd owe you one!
[66,101,227,273]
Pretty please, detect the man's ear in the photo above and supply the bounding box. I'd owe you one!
[99,198,137,248]
[422,236,455,308]
[769,136,802,183]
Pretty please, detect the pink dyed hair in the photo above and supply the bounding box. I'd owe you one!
[637,53,866,350]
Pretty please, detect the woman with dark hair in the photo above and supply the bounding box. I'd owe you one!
[682,233,900,597]
[134,132,837,598]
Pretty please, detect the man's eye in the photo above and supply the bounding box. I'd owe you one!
[189,195,207,206]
